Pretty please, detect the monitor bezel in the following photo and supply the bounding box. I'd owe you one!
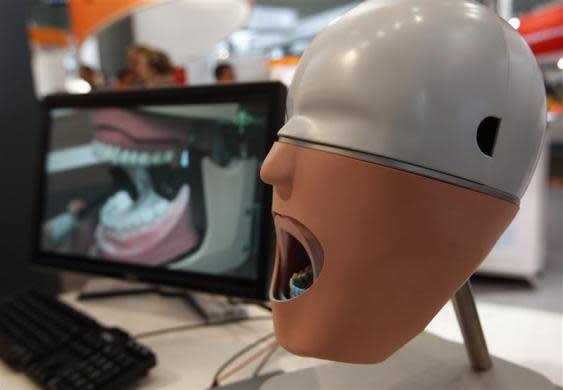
[31,82,287,300]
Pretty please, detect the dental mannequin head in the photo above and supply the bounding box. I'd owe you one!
[260,0,545,364]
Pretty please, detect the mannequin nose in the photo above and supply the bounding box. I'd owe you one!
[260,142,295,200]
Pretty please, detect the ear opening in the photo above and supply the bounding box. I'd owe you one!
[477,116,501,157]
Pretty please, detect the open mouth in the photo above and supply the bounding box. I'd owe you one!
[93,139,187,238]
[90,118,199,263]
[273,214,324,301]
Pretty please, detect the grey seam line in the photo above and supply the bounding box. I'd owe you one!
[277,136,519,206]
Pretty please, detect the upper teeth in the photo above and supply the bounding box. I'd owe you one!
[92,141,175,166]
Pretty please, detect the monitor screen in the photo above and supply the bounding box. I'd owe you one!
[34,83,286,299]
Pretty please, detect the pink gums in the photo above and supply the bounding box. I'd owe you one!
[92,108,191,153]
[95,186,199,266]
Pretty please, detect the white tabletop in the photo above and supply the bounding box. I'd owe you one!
[0,292,561,389]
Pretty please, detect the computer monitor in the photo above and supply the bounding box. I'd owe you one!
[32,82,287,300]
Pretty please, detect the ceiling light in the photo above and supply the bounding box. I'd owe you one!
[508,17,520,30]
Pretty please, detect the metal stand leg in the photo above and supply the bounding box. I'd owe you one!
[482,0,498,10]
[451,281,493,371]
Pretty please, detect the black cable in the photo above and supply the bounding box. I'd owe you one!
[252,342,279,377]
[209,332,275,388]
[134,315,272,340]
[135,321,208,340]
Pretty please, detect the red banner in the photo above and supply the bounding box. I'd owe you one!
[519,4,563,61]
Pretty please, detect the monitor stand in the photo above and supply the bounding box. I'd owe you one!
[221,281,556,390]
[77,278,250,324]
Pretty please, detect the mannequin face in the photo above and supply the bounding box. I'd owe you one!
[261,141,517,363]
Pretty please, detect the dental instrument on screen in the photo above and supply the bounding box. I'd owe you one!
[43,167,137,249]
[180,149,190,168]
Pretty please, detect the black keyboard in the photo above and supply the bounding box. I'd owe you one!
[0,291,156,390]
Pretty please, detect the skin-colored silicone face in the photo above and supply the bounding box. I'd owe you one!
[260,142,517,363]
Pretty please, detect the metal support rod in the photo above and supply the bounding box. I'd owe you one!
[482,0,498,10]
[451,281,493,371]
[453,0,503,370]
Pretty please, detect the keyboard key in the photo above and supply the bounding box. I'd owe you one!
[0,291,156,390]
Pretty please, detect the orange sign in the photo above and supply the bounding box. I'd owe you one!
[29,26,70,47]
[267,55,301,69]
[69,0,160,44]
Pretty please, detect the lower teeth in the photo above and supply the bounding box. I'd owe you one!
[289,265,314,298]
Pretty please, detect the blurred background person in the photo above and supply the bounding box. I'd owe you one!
[79,65,102,91]
[127,45,152,87]
[214,62,236,83]
[546,83,563,116]
[128,45,175,88]
[112,67,135,89]
[144,49,176,87]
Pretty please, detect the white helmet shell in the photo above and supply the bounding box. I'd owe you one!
[279,0,546,201]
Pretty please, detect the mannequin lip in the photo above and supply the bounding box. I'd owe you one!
[272,214,324,300]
